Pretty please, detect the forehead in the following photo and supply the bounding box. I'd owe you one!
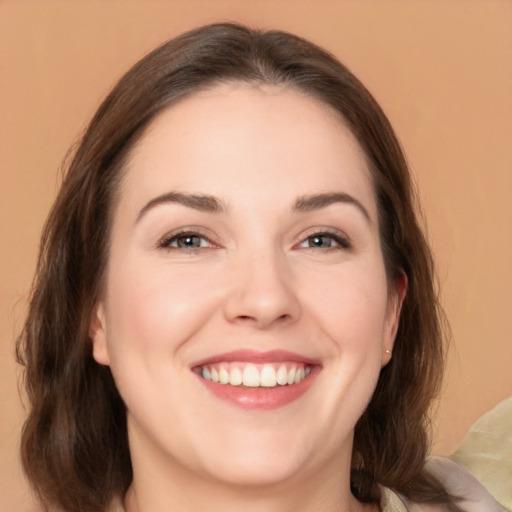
[120,83,375,218]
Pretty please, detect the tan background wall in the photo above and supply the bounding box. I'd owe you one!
[1,1,510,510]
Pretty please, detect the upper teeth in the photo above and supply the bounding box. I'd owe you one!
[201,363,311,388]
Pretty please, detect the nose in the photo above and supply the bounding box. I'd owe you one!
[224,250,301,329]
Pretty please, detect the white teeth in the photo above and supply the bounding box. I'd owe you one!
[229,367,243,386]
[260,365,277,387]
[243,364,260,387]
[200,362,313,388]
[287,367,296,385]
[276,364,288,385]
[218,367,230,384]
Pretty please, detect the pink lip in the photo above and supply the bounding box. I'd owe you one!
[191,349,321,367]
[191,350,321,410]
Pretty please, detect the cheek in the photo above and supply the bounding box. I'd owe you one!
[102,259,223,366]
[286,262,390,451]
[100,261,225,434]
[303,261,390,349]
[301,260,389,398]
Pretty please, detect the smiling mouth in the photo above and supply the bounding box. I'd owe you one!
[198,362,312,388]
[191,350,320,409]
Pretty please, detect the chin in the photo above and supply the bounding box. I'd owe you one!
[200,452,308,489]
[189,426,323,489]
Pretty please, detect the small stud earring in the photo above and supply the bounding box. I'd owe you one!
[385,349,392,355]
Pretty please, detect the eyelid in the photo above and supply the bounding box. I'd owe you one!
[294,227,352,250]
[157,227,220,250]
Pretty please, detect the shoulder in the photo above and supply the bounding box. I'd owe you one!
[381,486,452,512]
[450,397,512,511]
[424,456,506,512]
[382,456,506,512]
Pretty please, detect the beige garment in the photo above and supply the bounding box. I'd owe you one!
[414,457,506,512]
[380,486,409,511]
[451,397,512,512]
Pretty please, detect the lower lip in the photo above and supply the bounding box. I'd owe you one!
[195,366,320,410]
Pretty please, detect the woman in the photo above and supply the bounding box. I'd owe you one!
[16,23,499,512]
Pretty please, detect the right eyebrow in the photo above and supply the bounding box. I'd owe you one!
[136,192,225,222]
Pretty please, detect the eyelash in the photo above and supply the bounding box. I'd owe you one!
[158,229,351,252]
[296,230,351,251]
[158,230,216,251]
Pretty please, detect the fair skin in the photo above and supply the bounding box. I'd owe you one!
[90,83,405,512]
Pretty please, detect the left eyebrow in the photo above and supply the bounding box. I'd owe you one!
[293,192,371,222]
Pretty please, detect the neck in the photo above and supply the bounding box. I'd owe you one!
[125,477,372,512]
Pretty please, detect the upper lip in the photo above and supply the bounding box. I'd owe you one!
[190,349,321,369]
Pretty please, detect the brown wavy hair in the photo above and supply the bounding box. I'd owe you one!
[17,23,458,512]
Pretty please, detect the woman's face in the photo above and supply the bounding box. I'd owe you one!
[91,84,402,488]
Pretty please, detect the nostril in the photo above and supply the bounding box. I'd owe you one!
[232,312,293,329]
[225,283,301,329]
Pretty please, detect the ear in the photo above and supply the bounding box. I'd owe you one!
[89,302,111,366]
[382,270,407,366]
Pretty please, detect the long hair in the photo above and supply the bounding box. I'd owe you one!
[17,23,455,511]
